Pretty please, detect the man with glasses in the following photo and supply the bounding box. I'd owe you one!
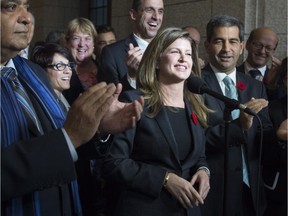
[237,27,279,83]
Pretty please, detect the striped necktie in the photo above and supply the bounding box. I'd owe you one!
[249,69,263,81]
[1,67,43,133]
[223,76,250,186]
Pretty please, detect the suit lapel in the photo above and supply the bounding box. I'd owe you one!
[236,72,250,103]
[263,66,270,84]
[181,101,201,168]
[154,108,182,168]
[203,66,226,112]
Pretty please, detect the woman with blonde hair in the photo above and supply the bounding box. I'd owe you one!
[64,17,99,104]
[103,27,211,216]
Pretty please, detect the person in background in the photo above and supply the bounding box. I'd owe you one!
[236,27,282,100]
[103,27,211,216]
[64,17,115,216]
[265,56,287,101]
[30,43,74,112]
[1,0,144,214]
[200,15,272,216]
[94,25,117,59]
[18,11,35,59]
[98,0,164,92]
[45,30,67,48]
[262,57,287,216]
[65,17,98,91]
[182,25,205,69]
[63,17,98,106]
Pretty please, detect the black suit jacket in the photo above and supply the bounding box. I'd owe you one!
[1,59,78,215]
[98,34,138,92]
[103,91,207,216]
[200,65,272,216]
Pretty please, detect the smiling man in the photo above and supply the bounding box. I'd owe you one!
[237,27,279,83]
[200,15,272,216]
[236,27,282,101]
[98,0,164,92]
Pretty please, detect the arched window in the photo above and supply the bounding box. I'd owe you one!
[89,0,111,27]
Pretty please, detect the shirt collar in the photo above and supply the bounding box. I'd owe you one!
[0,59,18,74]
[244,61,267,76]
[209,63,237,85]
[133,33,149,51]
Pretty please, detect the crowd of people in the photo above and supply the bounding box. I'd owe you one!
[1,0,286,216]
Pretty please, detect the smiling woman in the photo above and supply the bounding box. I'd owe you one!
[102,27,211,216]
[30,43,73,112]
[65,17,99,91]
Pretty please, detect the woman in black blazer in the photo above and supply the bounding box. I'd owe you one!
[103,27,211,216]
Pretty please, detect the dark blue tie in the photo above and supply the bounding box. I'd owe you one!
[1,67,43,133]
[249,69,263,81]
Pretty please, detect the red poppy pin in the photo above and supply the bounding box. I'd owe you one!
[237,81,246,90]
[191,113,198,125]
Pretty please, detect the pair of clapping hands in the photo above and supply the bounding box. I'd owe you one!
[64,82,144,148]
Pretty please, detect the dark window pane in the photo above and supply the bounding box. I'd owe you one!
[90,0,110,26]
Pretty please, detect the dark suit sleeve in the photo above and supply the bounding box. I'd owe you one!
[1,129,77,201]
[98,46,121,84]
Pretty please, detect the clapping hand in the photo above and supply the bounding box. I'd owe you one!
[239,97,268,130]
[126,43,143,78]
[64,82,144,148]
[100,83,144,134]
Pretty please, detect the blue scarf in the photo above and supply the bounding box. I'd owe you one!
[1,55,82,215]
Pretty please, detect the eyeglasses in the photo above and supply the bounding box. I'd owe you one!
[251,42,275,53]
[47,62,75,71]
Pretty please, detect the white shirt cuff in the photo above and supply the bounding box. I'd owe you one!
[61,128,78,162]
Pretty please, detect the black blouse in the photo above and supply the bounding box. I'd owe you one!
[165,106,193,162]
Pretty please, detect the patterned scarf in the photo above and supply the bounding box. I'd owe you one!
[1,55,82,215]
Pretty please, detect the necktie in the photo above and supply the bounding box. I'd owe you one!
[249,69,263,81]
[1,67,43,133]
[222,76,240,119]
[223,76,250,186]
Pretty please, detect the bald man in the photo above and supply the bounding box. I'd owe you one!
[237,27,279,82]
[237,27,283,100]
[183,25,205,69]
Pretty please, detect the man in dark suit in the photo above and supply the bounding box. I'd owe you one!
[236,27,278,83]
[98,0,164,92]
[199,15,272,216]
[1,0,143,215]
[236,27,282,100]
